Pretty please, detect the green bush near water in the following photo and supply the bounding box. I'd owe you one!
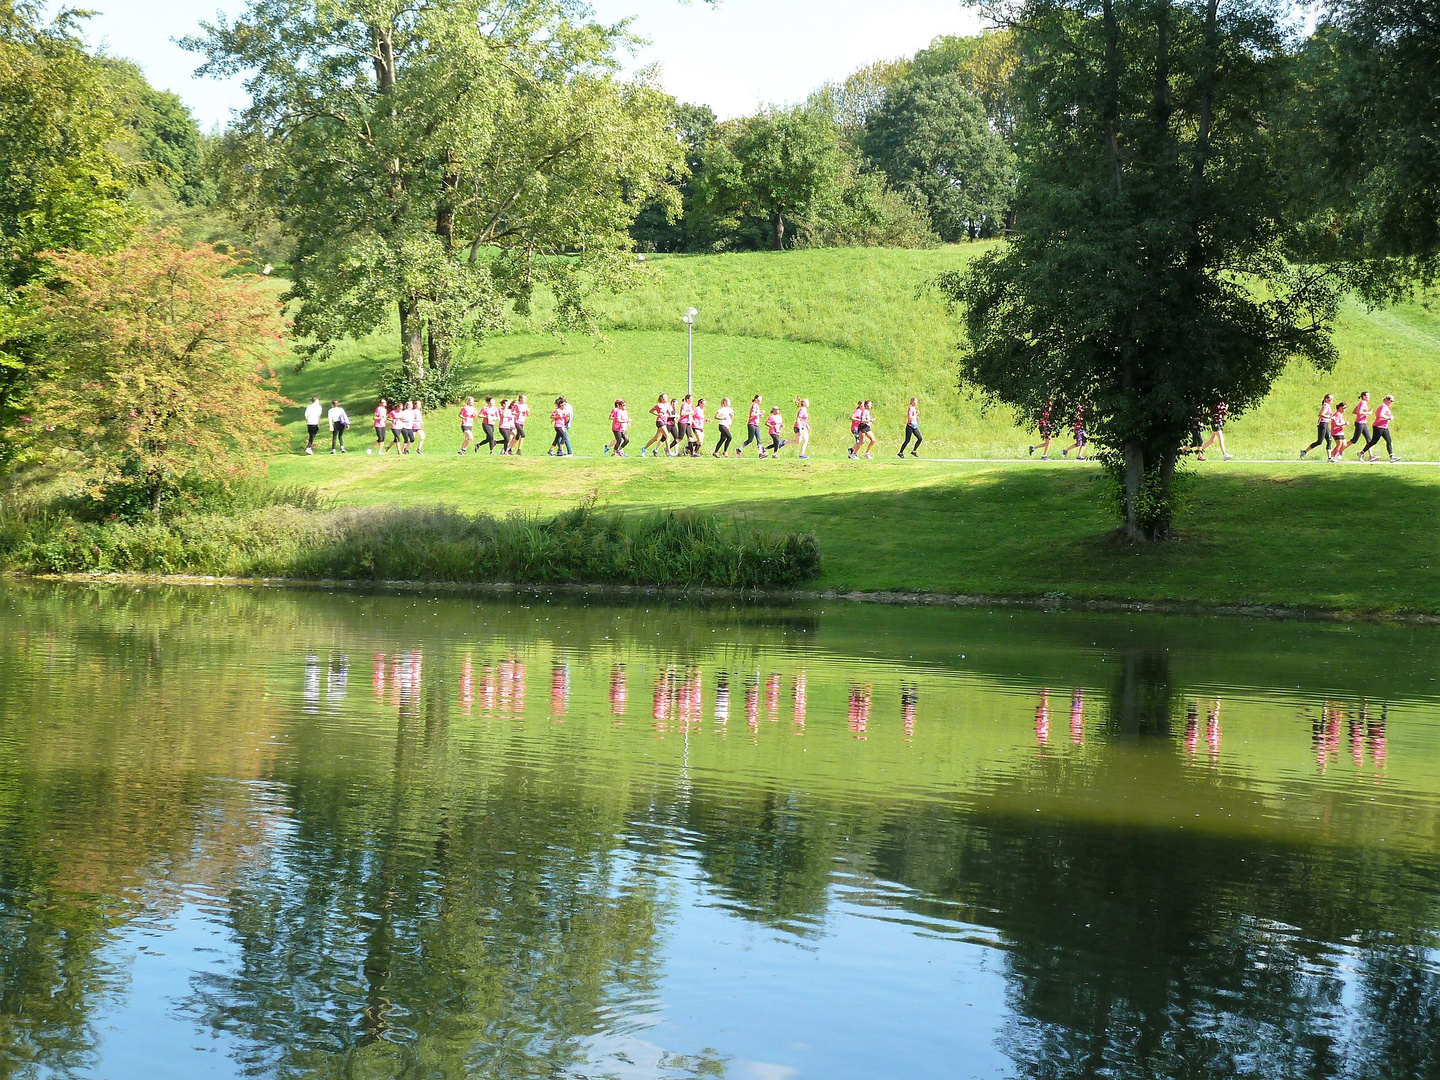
[0,501,821,589]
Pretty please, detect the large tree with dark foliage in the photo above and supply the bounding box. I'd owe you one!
[1287,0,1440,293]
[937,0,1342,542]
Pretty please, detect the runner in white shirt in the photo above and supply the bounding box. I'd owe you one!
[303,397,322,454]
[327,400,349,454]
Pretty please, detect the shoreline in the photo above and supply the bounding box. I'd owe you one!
[7,570,1438,625]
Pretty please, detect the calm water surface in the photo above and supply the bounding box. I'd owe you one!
[1,583,1438,1079]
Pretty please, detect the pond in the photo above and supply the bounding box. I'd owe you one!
[0,583,1437,1079]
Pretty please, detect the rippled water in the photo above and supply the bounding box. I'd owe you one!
[1,583,1438,1079]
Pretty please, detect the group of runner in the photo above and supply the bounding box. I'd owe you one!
[1300,392,1398,462]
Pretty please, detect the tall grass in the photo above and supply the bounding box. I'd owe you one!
[0,501,821,589]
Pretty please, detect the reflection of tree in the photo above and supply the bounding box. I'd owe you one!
[867,804,1440,1080]
[1104,645,1177,736]
[185,701,668,1077]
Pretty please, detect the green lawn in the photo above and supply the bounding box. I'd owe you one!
[265,247,1440,614]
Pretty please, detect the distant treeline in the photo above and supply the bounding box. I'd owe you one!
[631,33,1018,252]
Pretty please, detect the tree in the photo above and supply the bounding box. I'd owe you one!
[807,56,912,142]
[187,0,684,385]
[0,2,139,459]
[100,58,210,206]
[25,233,287,510]
[862,72,1014,240]
[629,101,716,253]
[911,31,1023,145]
[692,106,843,251]
[1284,1,1440,293]
[936,0,1341,542]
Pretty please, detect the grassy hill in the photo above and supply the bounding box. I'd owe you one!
[263,246,1440,614]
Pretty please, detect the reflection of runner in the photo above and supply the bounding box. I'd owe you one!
[793,673,808,727]
[901,682,917,742]
[848,683,871,739]
[1034,689,1050,746]
[714,674,730,724]
[609,666,627,717]
[1184,701,1199,757]
[1070,689,1084,746]
[1206,699,1221,761]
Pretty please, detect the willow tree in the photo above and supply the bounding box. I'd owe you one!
[186,0,683,383]
[937,0,1341,541]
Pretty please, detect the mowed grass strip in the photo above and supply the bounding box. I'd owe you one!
[272,450,1440,614]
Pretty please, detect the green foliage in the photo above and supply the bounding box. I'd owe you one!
[0,501,821,589]
[938,0,1343,540]
[1284,5,1440,296]
[910,31,1022,144]
[861,72,1014,240]
[187,0,685,385]
[377,357,471,411]
[98,58,209,206]
[630,101,717,253]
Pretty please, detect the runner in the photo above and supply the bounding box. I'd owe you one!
[740,395,764,457]
[479,396,500,454]
[712,397,735,456]
[691,398,706,455]
[1062,405,1087,460]
[899,398,921,457]
[1360,394,1397,461]
[1198,399,1231,461]
[373,399,389,454]
[303,396,322,454]
[1028,401,1054,460]
[765,405,787,457]
[1348,392,1372,461]
[410,400,425,455]
[327,399,349,453]
[793,397,811,459]
[457,396,477,455]
[387,400,405,453]
[513,394,529,455]
[857,400,875,458]
[497,398,515,454]
[1327,401,1349,461]
[549,396,573,456]
[666,394,682,455]
[396,400,415,455]
[1300,394,1334,459]
[606,398,630,456]
[848,400,864,459]
[677,395,695,456]
[642,394,671,457]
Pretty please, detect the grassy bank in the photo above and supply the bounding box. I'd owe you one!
[262,454,1440,616]
[0,501,820,589]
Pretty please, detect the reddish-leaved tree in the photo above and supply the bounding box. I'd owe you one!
[27,233,288,509]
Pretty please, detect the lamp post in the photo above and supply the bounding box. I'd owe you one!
[682,307,698,397]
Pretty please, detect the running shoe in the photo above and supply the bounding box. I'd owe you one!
[1041,455,1049,461]
[1196,453,1205,461]
[603,446,610,456]
[1028,445,1035,456]
[847,449,856,459]
[1222,454,1233,461]
[897,452,905,458]
[329,449,335,454]
[340,448,347,453]
[910,452,918,457]
[1299,449,1307,459]
[799,454,809,459]
[864,453,872,459]
[1062,448,1068,458]
[779,439,787,449]
[1390,455,1399,462]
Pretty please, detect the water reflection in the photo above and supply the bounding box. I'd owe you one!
[0,583,1438,1080]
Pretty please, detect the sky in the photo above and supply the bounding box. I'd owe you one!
[69,0,984,131]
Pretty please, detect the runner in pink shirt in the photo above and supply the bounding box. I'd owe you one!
[513,394,530,455]
[691,398,706,455]
[848,401,864,458]
[498,397,516,454]
[606,398,630,456]
[792,397,811,459]
[765,405,787,457]
[678,395,695,455]
[387,402,405,454]
[479,396,500,454]
[642,394,671,457]
[372,400,389,453]
[1347,392,1372,461]
[457,396,477,455]
[856,400,875,459]
[740,395,764,456]
[1359,394,1397,461]
[899,398,921,458]
[1327,402,1349,461]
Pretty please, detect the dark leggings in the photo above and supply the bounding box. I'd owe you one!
[741,422,762,451]
[900,424,922,453]
[613,429,629,452]
[768,432,781,453]
[714,425,733,454]
[1352,423,1370,449]
[1362,426,1393,456]
[1304,422,1331,453]
[552,427,572,455]
[480,423,496,452]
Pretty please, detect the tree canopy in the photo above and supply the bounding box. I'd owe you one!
[186,0,684,383]
[937,0,1342,541]
[862,71,1014,241]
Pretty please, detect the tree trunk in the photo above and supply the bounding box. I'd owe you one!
[399,296,424,380]
[1123,439,1146,543]
[149,476,163,513]
[427,327,451,377]
[770,213,785,251]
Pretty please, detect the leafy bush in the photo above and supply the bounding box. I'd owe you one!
[0,502,821,589]
[377,361,472,410]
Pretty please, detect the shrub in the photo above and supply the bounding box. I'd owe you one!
[0,502,821,589]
